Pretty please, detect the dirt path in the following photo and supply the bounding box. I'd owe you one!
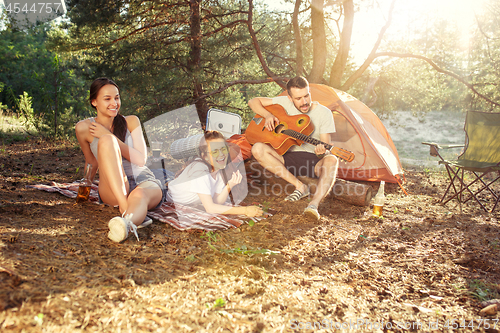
[0,138,499,332]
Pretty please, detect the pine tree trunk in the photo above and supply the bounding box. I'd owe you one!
[329,0,354,88]
[188,0,208,123]
[293,0,304,77]
[309,0,326,83]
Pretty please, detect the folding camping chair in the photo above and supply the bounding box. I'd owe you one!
[422,111,500,213]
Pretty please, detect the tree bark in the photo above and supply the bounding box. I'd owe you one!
[292,0,304,77]
[188,0,208,122]
[309,0,326,83]
[247,0,286,89]
[331,179,373,207]
[340,0,396,91]
[53,70,58,136]
[329,0,354,88]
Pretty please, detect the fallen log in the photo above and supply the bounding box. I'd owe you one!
[332,179,373,207]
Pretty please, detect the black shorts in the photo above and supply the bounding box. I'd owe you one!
[283,151,320,178]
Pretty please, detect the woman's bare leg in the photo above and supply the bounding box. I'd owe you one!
[107,181,162,242]
[96,134,130,213]
[125,181,162,226]
[97,134,162,229]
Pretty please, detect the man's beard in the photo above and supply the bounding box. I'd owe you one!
[297,103,310,112]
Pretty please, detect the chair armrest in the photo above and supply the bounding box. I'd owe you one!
[422,142,464,158]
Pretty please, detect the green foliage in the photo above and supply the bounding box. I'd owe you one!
[466,0,500,111]
[184,254,197,262]
[200,231,219,251]
[2,0,500,130]
[0,23,89,138]
[34,313,44,326]
[16,91,38,132]
[201,231,218,243]
[49,0,294,123]
[206,297,226,309]
[0,110,29,143]
[213,298,226,308]
[0,83,7,112]
[355,1,500,114]
[200,230,279,255]
[359,19,470,114]
[469,279,499,301]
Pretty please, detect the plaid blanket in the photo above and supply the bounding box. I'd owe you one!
[28,182,263,231]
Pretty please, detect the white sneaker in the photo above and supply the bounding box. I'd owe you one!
[138,216,152,229]
[108,213,139,242]
[304,205,320,221]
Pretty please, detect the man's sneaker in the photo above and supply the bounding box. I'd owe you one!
[108,213,139,242]
[304,205,320,221]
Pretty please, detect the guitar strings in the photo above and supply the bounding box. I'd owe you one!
[281,129,353,162]
[283,129,331,149]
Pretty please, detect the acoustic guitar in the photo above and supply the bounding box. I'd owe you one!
[245,104,355,162]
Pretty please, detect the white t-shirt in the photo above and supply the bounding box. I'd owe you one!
[272,96,335,153]
[168,160,226,207]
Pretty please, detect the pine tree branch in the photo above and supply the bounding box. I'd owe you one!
[197,77,289,100]
[246,0,286,89]
[111,21,185,45]
[293,0,304,76]
[374,52,500,108]
[340,0,396,91]
[202,20,247,39]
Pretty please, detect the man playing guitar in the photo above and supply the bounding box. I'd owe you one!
[248,76,338,220]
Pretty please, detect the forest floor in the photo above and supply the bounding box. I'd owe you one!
[1,136,500,332]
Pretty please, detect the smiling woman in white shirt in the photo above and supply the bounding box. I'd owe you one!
[168,131,262,217]
[75,78,167,243]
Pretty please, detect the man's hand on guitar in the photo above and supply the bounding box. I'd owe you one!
[314,144,327,156]
[264,115,280,131]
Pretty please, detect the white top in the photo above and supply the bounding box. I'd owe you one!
[168,159,226,207]
[272,96,336,153]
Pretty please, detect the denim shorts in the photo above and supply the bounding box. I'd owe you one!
[129,170,168,209]
[98,168,168,209]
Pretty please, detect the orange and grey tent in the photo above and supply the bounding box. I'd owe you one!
[280,84,404,184]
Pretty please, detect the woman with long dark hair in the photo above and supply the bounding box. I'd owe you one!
[75,78,165,242]
[168,131,262,217]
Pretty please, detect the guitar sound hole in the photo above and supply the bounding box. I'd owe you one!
[274,124,285,134]
[298,118,304,125]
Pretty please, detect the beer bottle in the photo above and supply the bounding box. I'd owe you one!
[372,180,385,217]
[76,164,92,203]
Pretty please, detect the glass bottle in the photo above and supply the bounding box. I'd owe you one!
[76,163,92,203]
[372,180,385,217]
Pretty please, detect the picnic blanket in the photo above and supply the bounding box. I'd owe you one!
[28,182,264,231]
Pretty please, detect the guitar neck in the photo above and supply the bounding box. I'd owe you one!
[282,129,332,150]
